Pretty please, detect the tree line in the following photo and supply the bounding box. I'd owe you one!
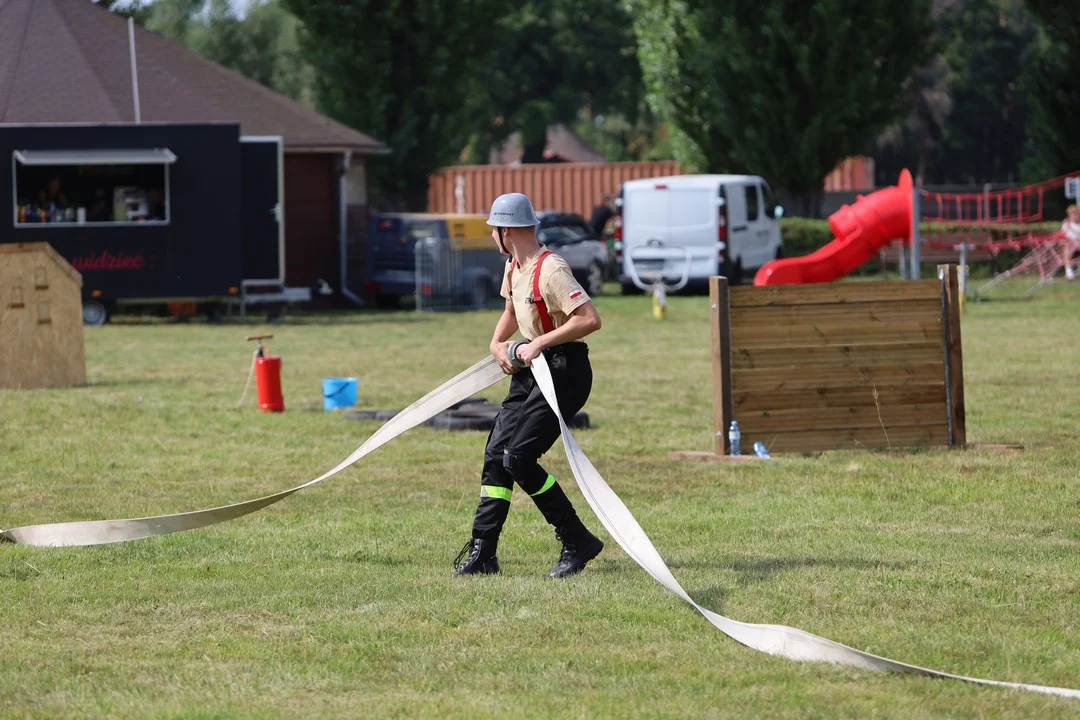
[101,0,1080,215]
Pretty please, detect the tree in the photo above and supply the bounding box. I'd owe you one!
[936,0,1034,184]
[874,56,952,187]
[141,0,203,41]
[283,0,509,209]
[1021,0,1080,180]
[105,0,315,106]
[465,0,644,164]
[627,0,935,216]
[188,0,315,106]
[243,1,314,106]
[572,107,675,163]
[874,0,1035,187]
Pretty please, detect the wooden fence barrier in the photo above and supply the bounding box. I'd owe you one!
[704,266,966,455]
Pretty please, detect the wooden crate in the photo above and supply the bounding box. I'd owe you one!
[0,242,86,389]
[709,267,965,454]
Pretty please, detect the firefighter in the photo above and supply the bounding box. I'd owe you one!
[454,192,605,578]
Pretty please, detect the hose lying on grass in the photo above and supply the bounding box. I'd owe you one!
[2,355,1077,700]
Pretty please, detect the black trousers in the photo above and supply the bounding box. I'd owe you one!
[471,342,593,542]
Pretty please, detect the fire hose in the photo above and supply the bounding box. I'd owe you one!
[1,355,1077,699]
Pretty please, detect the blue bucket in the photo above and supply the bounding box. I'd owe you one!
[322,377,358,411]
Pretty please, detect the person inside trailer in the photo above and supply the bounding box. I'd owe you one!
[38,174,68,208]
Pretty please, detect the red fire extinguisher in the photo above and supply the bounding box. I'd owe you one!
[247,334,285,412]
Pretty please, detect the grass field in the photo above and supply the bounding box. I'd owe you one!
[3,280,1080,718]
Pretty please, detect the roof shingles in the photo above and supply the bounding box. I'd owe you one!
[0,0,386,154]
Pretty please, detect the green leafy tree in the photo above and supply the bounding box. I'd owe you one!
[142,0,204,42]
[466,0,644,164]
[874,55,952,187]
[109,0,314,106]
[283,0,509,209]
[189,0,315,106]
[875,0,1037,187]
[937,0,1034,184]
[1021,0,1080,180]
[941,0,1032,185]
[627,0,934,216]
[572,107,675,162]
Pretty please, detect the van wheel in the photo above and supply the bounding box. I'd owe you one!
[586,262,604,296]
[620,280,643,296]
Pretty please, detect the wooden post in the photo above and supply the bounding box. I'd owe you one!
[710,276,733,455]
[939,264,967,447]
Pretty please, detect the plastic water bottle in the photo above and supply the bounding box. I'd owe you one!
[753,441,770,459]
[728,420,741,456]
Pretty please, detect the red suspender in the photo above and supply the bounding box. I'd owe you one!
[532,251,555,334]
[509,252,555,335]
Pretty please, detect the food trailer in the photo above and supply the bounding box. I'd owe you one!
[0,122,300,324]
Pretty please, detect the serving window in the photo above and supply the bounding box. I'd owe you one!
[12,148,176,227]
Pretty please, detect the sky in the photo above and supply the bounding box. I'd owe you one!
[112,0,253,18]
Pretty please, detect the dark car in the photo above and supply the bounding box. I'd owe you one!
[536,211,608,296]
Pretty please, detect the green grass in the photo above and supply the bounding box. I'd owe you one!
[3,280,1080,718]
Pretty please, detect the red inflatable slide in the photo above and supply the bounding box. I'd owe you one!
[754,170,914,285]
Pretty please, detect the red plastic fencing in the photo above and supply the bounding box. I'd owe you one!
[920,172,1079,227]
[916,171,1080,264]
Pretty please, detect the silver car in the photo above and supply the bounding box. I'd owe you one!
[536,211,608,296]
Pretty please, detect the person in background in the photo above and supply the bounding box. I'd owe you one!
[39,175,68,207]
[588,193,615,238]
[1061,204,1080,280]
[147,187,166,221]
[88,188,111,223]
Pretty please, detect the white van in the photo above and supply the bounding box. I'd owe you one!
[614,174,784,291]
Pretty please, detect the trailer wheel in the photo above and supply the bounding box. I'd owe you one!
[82,301,109,327]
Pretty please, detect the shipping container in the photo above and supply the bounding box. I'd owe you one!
[824,156,875,191]
[427,162,682,219]
[429,158,874,219]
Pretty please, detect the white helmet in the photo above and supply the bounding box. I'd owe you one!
[486,192,540,227]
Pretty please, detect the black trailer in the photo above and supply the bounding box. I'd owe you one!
[0,122,300,324]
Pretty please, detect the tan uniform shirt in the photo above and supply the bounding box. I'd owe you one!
[499,251,591,341]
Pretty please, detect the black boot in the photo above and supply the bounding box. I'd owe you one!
[453,538,500,577]
[549,521,604,578]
